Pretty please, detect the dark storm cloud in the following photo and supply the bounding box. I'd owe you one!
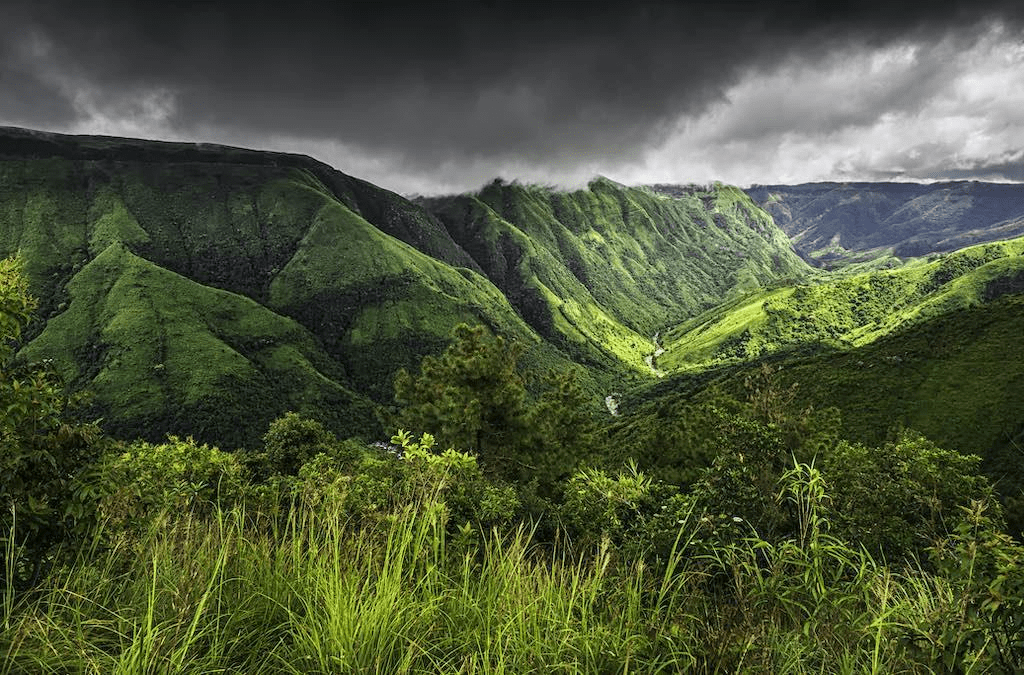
[0,63,77,128]
[1,0,1022,191]
[0,10,78,128]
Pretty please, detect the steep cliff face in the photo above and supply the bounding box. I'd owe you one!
[0,128,567,446]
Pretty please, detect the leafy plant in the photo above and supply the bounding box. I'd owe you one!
[93,436,245,539]
[1,257,105,590]
[908,500,1024,672]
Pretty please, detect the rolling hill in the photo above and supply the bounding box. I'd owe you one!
[659,235,1024,371]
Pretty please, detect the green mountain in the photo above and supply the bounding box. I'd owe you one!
[423,180,809,371]
[0,128,577,447]
[7,124,1023,493]
[0,128,812,448]
[17,242,375,448]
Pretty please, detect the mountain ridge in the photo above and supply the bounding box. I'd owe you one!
[5,125,1024,474]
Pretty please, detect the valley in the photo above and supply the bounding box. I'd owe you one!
[5,127,1024,673]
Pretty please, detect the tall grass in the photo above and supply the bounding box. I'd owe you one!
[0,492,981,674]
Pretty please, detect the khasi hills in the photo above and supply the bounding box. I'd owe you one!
[0,127,808,449]
[4,124,1024,508]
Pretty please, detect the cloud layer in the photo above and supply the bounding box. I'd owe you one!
[2,1,1022,193]
[633,22,1024,187]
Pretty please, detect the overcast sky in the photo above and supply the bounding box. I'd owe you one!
[2,0,1023,194]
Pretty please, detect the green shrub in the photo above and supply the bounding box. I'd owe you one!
[1,257,106,589]
[908,499,1024,672]
[95,436,245,537]
[259,411,343,477]
[821,430,994,562]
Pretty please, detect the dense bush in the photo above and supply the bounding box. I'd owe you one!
[822,430,994,561]
[1,257,107,589]
[90,436,246,538]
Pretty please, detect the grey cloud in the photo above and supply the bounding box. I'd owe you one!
[0,65,77,128]
[889,150,1024,183]
[0,26,78,127]
[2,0,1023,192]
[709,45,950,143]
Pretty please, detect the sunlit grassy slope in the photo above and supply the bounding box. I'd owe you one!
[423,180,810,368]
[661,236,1024,371]
[18,243,376,447]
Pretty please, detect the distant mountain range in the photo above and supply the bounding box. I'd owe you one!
[744,181,1024,266]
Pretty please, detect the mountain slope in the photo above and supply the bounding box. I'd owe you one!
[18,242,376,447]
[606,292,1024,530]
[660,236,1024,370]
[767,294,1024,531]
[0,128,584,446]
[423,179,810,370]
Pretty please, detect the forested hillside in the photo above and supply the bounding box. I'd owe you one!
[423,179,808,368]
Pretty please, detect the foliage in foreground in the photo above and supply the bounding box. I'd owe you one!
[1,257,108,590]
[4,454,1023,674]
